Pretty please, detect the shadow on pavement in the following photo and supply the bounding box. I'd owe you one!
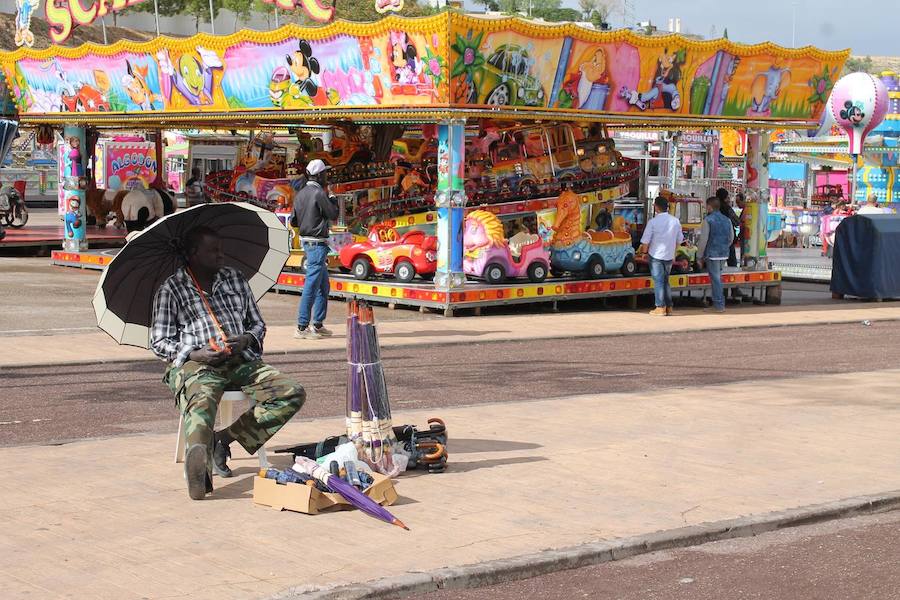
[450,438,543,454]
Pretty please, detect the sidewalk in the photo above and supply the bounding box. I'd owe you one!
[3,368,900,599]
[6,302,900,368]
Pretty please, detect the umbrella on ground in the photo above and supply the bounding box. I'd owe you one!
[92,202,290,347]
[292,456,408,530]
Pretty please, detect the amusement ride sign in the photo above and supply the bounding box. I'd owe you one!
[45,0,149,45]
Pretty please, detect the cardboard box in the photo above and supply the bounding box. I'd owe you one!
[253,472,398,515]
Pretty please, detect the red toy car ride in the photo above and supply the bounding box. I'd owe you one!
[339,225,437,282]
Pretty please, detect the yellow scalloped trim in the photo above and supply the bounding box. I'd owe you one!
[0,11,849,64]
[449,13,850,61]
[0,13,449,62]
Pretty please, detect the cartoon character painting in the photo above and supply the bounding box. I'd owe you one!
[621,48,686,111]
[562,47,610,110]
[747,64,791,116]
[14,0,39,48]
[122,60,162,111]
[156,47,223,106]
[64,197,82,238]
[840,99,865,125]
[389,32,421,85]
[269,66,291,108]
[282,40,330,107]
[65,137,82,178]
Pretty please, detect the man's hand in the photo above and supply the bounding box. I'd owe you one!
[697,258,705,270]
[189,346,229,366]
[226,334,253,355]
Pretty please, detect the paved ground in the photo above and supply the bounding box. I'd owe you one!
[407,510,900,600]
[3,368,900,600]
[3,320,899,447]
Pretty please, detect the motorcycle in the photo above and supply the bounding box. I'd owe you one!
[0,185,28,229]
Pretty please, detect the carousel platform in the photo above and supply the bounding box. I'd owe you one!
[51,249,782,315]
[768,248,832,283]
[2,225,126,249]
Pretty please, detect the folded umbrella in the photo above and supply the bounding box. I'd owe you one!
[92,202,290,347]
[293,456,408,530]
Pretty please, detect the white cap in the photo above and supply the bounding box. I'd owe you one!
[306,159,331,176]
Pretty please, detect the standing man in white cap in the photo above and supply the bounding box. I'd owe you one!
[293,159,338,339]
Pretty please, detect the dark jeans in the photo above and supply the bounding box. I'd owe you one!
[650,257,673,308]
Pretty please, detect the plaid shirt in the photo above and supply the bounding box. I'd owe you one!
[150,266,266,366]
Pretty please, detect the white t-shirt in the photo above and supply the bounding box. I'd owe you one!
[857,205,884,215]
[640,211,684,261]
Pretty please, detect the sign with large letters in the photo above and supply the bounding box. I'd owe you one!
[46,0,148,45]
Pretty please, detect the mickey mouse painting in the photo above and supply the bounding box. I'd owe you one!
[283,40,329,107]
[840,100,865,126]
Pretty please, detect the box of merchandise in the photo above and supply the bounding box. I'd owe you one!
[253,471,398,515]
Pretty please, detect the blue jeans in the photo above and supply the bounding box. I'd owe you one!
[649,257,673,308]
[706,258,726,309]
[297,242,330,329]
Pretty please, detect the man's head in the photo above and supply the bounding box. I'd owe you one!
[191,168,201,179]
[735,192,746,209]
[654,196,669,214]
[867,193,878,207]
[183,225,224,273]
[716,187,729,203]
[706,196,721,213]
[306,159,330,185]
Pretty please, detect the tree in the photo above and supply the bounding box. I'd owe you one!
[576,0,616,28]
[123,0,187,27]
[223,0,252,31]
[533,7,581,21]
[471,0,500,11]
[843,56,875,75]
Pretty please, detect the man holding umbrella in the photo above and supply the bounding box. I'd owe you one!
[151,225,306,500]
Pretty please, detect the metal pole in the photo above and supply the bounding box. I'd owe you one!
[209,0,216,34]
[100,17,108,44]
[153,0,161,36]
[275,7,280,28]
[791,2,797,47]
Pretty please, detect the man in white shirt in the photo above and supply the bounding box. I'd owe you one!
[639,197,684,316]
[857,193,884,215]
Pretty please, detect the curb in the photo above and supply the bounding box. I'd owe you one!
[5,314,900,370]
[269,491,900,600]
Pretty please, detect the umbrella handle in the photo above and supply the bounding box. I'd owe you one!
[209,336,231,354]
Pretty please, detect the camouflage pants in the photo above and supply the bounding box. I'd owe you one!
[165,359,305,467]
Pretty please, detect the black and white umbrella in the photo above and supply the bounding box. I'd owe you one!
[92,202,290,348]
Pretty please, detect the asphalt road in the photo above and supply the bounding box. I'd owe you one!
[2,320,898,447]
[407,510,900,600]
[0,255,845,337]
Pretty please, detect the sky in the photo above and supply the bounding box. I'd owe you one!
[467,0,894,56]
[607,0,888,55]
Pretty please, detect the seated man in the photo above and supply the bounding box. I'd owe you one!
[151,226,306,500]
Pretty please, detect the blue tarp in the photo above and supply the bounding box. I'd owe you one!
[831,214,900,299]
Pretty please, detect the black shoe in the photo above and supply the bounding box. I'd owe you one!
[213,436,233,478]
[185,444,209,501]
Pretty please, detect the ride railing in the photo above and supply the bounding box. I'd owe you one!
[203,158,641,229]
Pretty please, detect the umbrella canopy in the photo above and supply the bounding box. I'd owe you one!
[93,202,290,348]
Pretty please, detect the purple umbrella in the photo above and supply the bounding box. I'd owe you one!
[293,456,408,530]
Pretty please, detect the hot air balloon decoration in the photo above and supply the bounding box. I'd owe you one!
[828,72,889,156]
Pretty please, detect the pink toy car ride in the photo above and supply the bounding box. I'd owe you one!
[463,210,550,284]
